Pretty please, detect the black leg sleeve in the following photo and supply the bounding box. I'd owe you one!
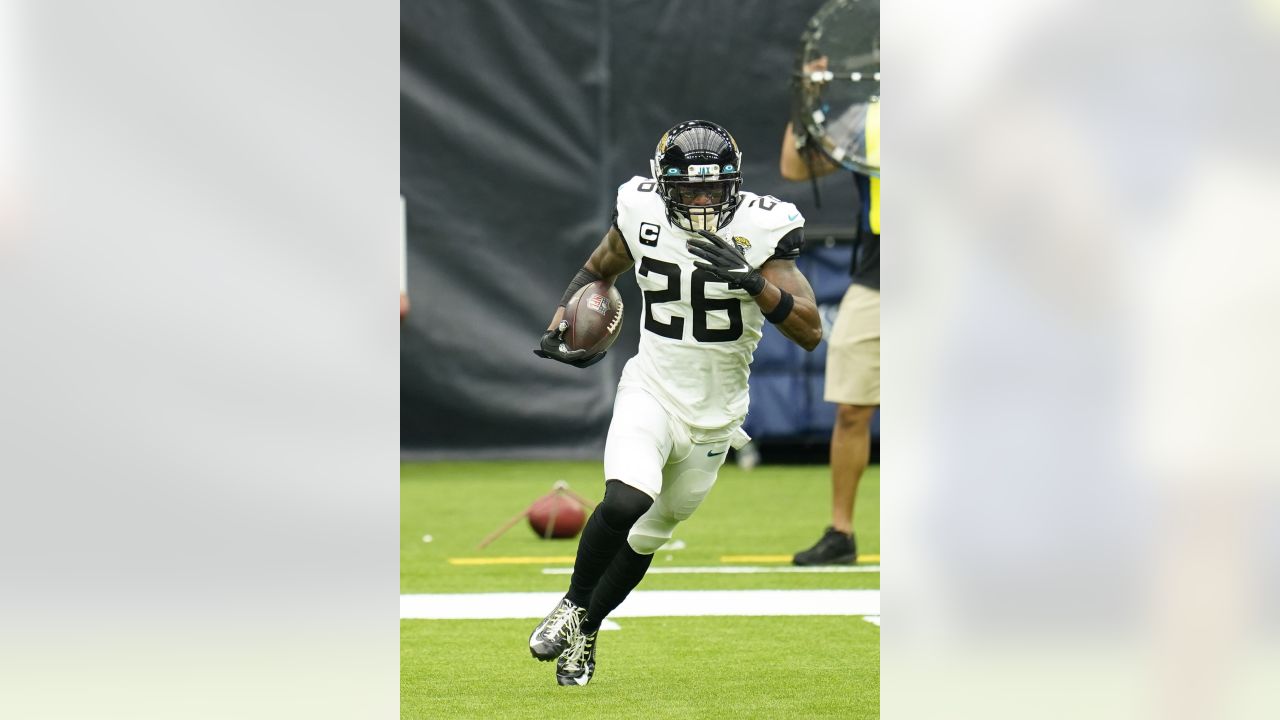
[565,480,653,607]
[582,544,655,634]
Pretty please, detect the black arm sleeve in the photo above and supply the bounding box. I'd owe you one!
[770,227,805,261]
[560,267,602,307]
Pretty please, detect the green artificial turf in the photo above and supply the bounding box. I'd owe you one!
[401,461,881,719]
[401,461,879,594]
[401,616,880,719]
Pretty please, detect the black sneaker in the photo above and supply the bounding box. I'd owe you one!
[793,527,857,565]
[555,629,597,686]
[529,597,586,661]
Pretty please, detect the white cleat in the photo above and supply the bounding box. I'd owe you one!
[528,597,585,661]
[555,630,597,686]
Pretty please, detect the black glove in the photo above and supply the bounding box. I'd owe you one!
[533,320,607,368]
[686,229,766,296]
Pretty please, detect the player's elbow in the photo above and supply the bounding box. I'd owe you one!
[798,325,823,352]
[779,156,810,182]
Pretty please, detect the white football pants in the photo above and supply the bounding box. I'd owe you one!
[602,386,732,555]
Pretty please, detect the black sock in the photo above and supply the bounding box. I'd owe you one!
[565,480,653,607]
[582,544,654,634]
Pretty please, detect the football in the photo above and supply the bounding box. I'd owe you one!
[528,492,588,539]
[562,280,624,357]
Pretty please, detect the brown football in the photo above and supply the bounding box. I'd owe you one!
[563,280,624,356]
[528,492,588,539]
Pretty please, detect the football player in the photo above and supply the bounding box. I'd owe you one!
[531,120,823,686]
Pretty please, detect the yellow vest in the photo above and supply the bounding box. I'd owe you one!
[866,101,880,235]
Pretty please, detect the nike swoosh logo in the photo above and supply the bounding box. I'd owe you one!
[707,449,726,457]
[787,213,799,221]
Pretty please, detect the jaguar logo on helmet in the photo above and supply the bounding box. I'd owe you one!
[650,120,744,233]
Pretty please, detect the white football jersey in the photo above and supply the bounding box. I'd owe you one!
[612,175,805,440]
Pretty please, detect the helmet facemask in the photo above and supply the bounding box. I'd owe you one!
[655,172,742,232]
[650,121,744,233]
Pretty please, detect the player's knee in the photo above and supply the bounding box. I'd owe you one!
[598,479,654,531]
[626,530,668,555]
[628,508,677,554]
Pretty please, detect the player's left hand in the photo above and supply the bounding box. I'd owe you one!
[687,229,766,296]
[534,321,608,368]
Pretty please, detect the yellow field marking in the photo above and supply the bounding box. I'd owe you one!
[448,556,576,566]
[720,554,880,564]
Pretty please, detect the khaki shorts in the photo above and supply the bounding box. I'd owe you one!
[824,283,880,405]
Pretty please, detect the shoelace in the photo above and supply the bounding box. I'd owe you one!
[541,601,581,641]
[560,632,595,672]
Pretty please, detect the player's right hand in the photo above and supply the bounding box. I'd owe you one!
[687,229,766,296]
[534,320,607,368]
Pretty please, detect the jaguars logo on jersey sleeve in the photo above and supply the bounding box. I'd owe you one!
[723,190,805,268]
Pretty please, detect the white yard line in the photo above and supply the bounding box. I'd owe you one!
[401,589,880,620]
[541,565,880,575]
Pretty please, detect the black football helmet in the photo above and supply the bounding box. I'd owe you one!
[649,120,743,232]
